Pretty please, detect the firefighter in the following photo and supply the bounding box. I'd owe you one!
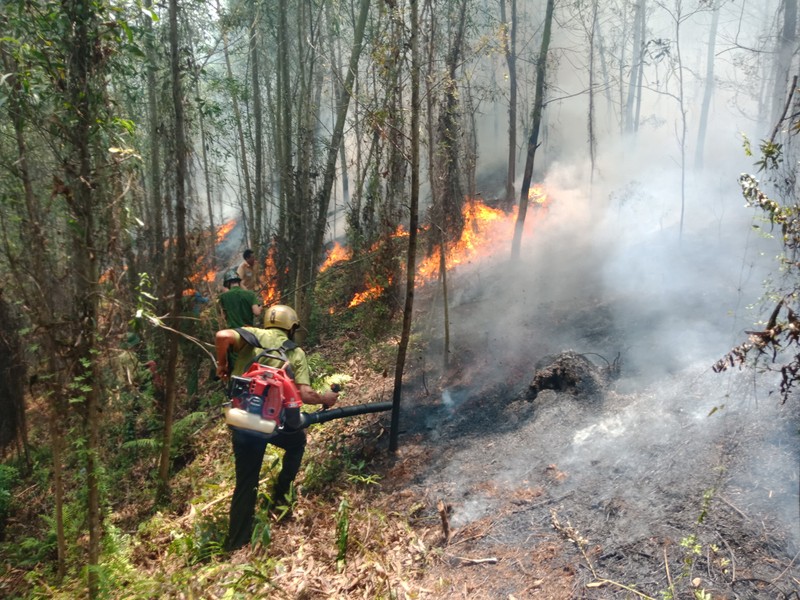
[214,304,339,552]
[236,248,257,291]
[218,269,261,328]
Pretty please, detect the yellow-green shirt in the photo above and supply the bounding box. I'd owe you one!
[232,327,311,386]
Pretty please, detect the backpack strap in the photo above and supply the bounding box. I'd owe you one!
[234,328,298,379]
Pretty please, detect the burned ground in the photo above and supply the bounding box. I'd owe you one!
[375,246,800,599]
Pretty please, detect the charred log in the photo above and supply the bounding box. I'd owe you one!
[525,351,614,401]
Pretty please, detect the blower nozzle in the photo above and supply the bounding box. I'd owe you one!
[301,402,393,428]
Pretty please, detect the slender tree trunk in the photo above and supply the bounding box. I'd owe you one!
[48,372,68,581]
[588,0,598,186]
[276,0,295,295]
[694,0,720,170]
[143,0,164,274]
[62,1,104,593]
[501,0,518,209]
[309,0,370,287]
[772,0,798,128]
[158,0,190,500]
[218,0,254,246]
[390,0,420,454]
[511,0,554,261]
[251,5,264,249]
[625,0,646,134]
[198,86,216,236]
[633,2,646,133]
[671,1,688,238]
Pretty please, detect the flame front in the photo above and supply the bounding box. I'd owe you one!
[260,245,280,305]
[332,190,549,308]
[215,219,237,244]
[416,198,527,287]
[348,284,384,307]
[321,242,351,272]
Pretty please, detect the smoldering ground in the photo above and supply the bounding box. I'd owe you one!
[396,147,799,595]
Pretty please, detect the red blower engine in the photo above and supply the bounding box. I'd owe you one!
[224,359,300,436]
[224,347,391,437]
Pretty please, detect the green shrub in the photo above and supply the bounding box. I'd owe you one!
[0,464,19,540]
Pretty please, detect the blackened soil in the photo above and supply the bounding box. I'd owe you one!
[381,259,800,599]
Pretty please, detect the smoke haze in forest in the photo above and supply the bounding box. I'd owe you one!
[417,0,799,546]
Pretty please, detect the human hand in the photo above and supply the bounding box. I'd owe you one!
[321,390,339,408]
[216,362,229,382]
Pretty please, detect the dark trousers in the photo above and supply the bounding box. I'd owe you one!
[225,427,307,551]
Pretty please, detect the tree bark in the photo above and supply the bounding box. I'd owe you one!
[625,0,646,135]
[390,0,420,454]
[511,0,554,261]
[158,0,190,501]
[143,0,164,274]
[61,0,104,593]
[694,0,720,170]
[772,0,798,128]
[218,0,255,247]
[501,0,518,209]
[307,0,371,306]
[251,4,264,249]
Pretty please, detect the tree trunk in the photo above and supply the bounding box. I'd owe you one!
[143,0,164,275]
[694,0,720,170]
[390,0,420,454]
[625,0,646,135]
[62,0,104,593]
[218,0,255,247]
[307,0,371,301]
[511,0,554,261]
[501,0,518,209]
[48,367,68,581]
[158,0,190,500]
[772,0,798,130]
[251,5,264,249]
[588,0,598,185]
[276,0,295,296]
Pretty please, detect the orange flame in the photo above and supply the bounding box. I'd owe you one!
[215,219,237,244]
[417,199,511,286]
[321,242,352,272]
[348,284,385,307]
[259,245,280,306]
[528,184,548,204]
[337,189,550,308]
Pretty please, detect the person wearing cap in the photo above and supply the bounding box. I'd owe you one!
[214,304,339,552]
[236,248,257,291]
[218,269,261,328]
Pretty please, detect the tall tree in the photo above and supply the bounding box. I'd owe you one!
[625,0,647,135]
[142,0,165,275]
[158,0,190,500]
[511,0,554,260]
[218,0,255,248]
[771,0,798,128]
[305,0,371,323]
[501,0,518,209]
[390,0,421,453]
[694,0,721,170]
[250,2,265,250]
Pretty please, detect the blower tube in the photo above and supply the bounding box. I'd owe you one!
[301,402,393,428]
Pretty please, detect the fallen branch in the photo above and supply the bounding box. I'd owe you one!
[718,495,749,521]
[445,553,498,566]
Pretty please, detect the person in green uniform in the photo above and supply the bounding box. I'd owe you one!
[218,269,261,328]
[215,304,339,551]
